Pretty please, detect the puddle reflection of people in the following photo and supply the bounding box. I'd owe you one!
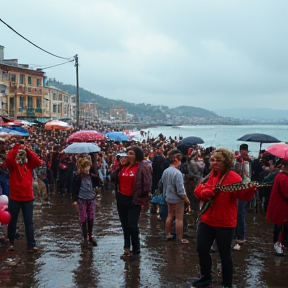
[73,247,99,287]
[122,259,140,288]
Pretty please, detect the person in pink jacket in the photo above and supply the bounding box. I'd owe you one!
[192,147,256,288]
[266,159,288,255]
[5,142,42,252]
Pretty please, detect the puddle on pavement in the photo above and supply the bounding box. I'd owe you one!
[0,190,288,288]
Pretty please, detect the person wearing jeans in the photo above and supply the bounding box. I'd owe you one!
[7,199,36,248]
[235,200,247,241]
[115,146,151,258]
[5,142,42,252]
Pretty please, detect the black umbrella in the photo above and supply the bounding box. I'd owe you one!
[177,136,204,155]
[237,133,281,152]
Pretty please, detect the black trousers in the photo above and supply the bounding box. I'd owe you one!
[197,222,234,287]
[117,202,141,253]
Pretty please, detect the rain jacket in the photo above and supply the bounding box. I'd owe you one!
[194,171,255,227]
[266,171,288,225]
[5,143,42,201]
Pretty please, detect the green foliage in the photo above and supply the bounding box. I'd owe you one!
[47,79,218,119]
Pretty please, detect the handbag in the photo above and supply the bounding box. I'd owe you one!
[150,184,165,205]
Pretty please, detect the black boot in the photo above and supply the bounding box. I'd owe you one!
[81,221,88,241]
[192,276,212,287]
[87,219,97,246]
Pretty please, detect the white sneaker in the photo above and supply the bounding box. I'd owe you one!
[233,243,241,251]
[274,242,283,255]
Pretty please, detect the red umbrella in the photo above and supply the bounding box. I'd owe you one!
[266,143,288,160]
[67,130,106,143]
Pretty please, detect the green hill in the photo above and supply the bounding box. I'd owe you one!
[47,79,219,119]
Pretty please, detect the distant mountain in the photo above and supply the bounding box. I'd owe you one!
[214,108,288,119]
[47,79,219,119]
[170,106,218,118]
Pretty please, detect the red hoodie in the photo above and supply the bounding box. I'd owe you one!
[194,171,255,227]
[5,143,42,201]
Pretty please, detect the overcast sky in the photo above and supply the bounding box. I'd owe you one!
[1,0,287,111]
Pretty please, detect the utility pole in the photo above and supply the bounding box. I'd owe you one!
[74,54,80,127]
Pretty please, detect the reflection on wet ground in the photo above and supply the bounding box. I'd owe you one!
[0,190,287,288]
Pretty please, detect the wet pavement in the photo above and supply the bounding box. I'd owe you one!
[0,190,287,288]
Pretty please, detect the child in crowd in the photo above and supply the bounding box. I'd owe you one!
[72,155,101,246]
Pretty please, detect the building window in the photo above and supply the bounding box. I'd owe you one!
[19,95,24,109]
[53,104,57,113]
[53,92,58,101]
[27,76,32,85]
[19,74,24,84]
[28,96,33,108]
[1,71,8,81]
[10,74,16,83]
[36,98,41,108]
[37,79,41,87]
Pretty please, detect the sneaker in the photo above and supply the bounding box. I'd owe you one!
[232,243,241,251]
[274,242,283,255]
[7,245,15,252]
[192,276,212,287]
[27,246,39,253]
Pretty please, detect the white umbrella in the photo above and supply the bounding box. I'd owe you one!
[62,142,101,154]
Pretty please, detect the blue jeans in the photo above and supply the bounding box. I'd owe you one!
[7,199,36,248]
[0,173,9,196]
[235,200,247,240]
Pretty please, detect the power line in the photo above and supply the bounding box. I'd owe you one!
[41,59,74,70]
[0,18,73,60]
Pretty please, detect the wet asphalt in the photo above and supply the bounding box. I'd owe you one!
[0,189,287,288]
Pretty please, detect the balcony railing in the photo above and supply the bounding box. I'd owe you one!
[27,107,35,116]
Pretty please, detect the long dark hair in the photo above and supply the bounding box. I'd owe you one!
[127,145,144,162]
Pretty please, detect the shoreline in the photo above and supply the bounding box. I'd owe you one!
[120,122,288,131]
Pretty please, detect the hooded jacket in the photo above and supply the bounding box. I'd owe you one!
[5,143,42,201]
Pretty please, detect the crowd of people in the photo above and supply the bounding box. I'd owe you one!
[0,118,287,288]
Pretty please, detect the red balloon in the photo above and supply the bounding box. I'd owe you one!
[0,210,11,225]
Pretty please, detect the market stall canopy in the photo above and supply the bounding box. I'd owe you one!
[62,142,101,154]
[67,130,106,143]
[44,120,73,131]
[0,126,29,136]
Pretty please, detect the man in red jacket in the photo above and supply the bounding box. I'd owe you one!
[5,142,42,252]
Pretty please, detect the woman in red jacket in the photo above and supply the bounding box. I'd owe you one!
[5,143,42,253]
[115,146,152,259]
[266,159,288,255]
[192,148,256,288]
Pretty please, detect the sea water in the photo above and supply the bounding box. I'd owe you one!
[141,125,288,157]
